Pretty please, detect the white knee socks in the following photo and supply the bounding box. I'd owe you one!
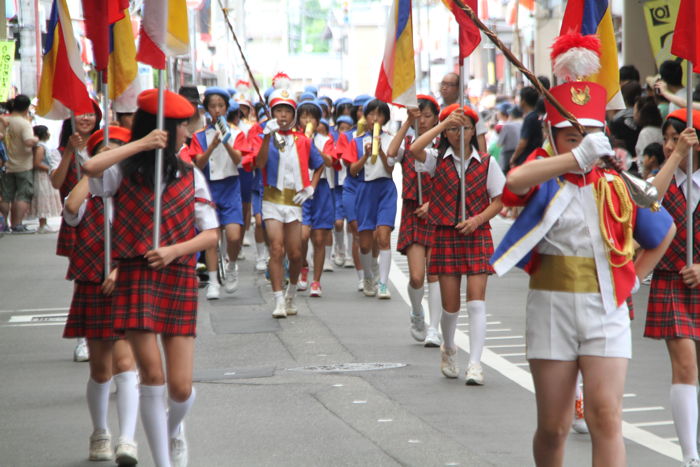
[356,268,365,281]
[140,384,170,467]
[467,300,486,365]
[285,283,296,300]
[113,371,139,442]
[407,284,424,316]
[441,310,459,351]
[325,246,332,264]
[334,230,344,253]
[273,290,284,306]
[378,250,391,285]
[86,378,111,432]
[671,384,699,462]
[347,233,354,258]
[428,282,442,331]
[208,271,217,284]
[360,252,374,280]
[255,242,267,260]
[168,387,196,439]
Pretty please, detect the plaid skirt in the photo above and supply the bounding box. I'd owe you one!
[63,281,120,340]
[645,270,700,339]
[428,225,494,276]
[56,219,75,257]
[112,258,198,337]
[397,199,434,254]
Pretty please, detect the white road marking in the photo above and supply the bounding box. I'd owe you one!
[389,257,683,462]
[484,335,523,340]
[622,406,665,413]
[633,421,674,427]
[486,344,526,349]
[0,307,69,314]
[498,353,526,357]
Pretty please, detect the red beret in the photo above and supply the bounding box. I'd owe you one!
[137,89,195,119]
[667,108,700,131]
[417,94,441,113]
[86,126,132,155]
[439,103,479,123]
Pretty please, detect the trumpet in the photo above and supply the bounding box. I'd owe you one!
[611,160,660,211]
[304,121,314,139]
[370,122,381,164]
[356,116,367,137]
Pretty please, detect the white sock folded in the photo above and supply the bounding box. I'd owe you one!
[356,268,365,281]
[273,290,284,306]
[286,283,296,299]
[168,387,196,439]
[407,284,424,316]
[378,249,391,285]
[428,281,442,331]
[671,384,700,462]
[360,252,374,280]
[441,309,459,351]
[86,377,111,432]
[139,384,170,467]
[467,300,486,364]
[114,370,139,442]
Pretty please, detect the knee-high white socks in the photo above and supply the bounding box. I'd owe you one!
[441,310,459,351]
[360,251,374,280]
[428,282,442,332]
[139,384,170,467]
[86,378,111,433]
[168,387,196,439]
[334,230,345,254]
[255,242,267,260]
[378,250,391,285]
[347,233,354,261]
[467,300,486,365]
[325,246,332,264]
[407,284,424,316]
[113,371,139,442]
[671,384,699,462]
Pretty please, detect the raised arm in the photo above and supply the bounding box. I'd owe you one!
[387,108,419,159]
[82,130,167,177]
[651,128,698,200]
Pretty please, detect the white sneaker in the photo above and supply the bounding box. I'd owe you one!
[237,251,246,261]
[297,267,309,291]
[424,327,442,348]
[363,278,376,297]
[344,257,355,268]
[243,237,251,247]
[357,279,364,292]
[465,363,484,386]
[334,251,345,267]
[440,346,458,379]
[89,429,112,461]
[410,310,427,342]
[682,459,700,467]
[255,257,268,272]
[115,438,138,465]
[73,338,89,362]
[206,281,220,300]
[224,263,238,293]
[285,297,298,316]
[170,423,188,467]
[377,282,391,299]
[272,301,287,319]
[572,393,589,434]
[309,281,322,297]
[323,259,334,272]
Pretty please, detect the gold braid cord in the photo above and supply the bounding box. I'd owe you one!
[595,176,635,268]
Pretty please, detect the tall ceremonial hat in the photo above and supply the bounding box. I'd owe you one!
[137,89,196,119]
[269,71,297,111]
[86,126,131,155]
[236,79,251,96]
[546,33,607,128]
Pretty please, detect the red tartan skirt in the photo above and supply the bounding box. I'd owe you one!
[112,258,198,337]
[56,219,75,257]
[645,270,700,339]
[397,199,434,254]
[63,281,120,340]
[428,225,494,276]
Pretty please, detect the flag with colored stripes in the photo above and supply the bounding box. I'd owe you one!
[561,0,624,110]
[671,0,699,72]
[137,0,189,70]
[37,0,92,119]
[109,9,140,110]
[441,0,480,65]
[82,0,129,72]
[375,0,417,108]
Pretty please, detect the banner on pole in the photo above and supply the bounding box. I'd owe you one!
[0,41,15,102]
[642,1,682,68]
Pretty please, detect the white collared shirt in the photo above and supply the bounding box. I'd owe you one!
[363,132,397,182]
[675,167,700,213]
[417,146,506,198]
[206,126,241,180]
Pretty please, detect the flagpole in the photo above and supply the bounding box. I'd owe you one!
[70,112,82,179]
[101,71,111,277]
[153,70,165,249]
[459,61,466,222]
[415,120,423,205]
[686,62,693,267]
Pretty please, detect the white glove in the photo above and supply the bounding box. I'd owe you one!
[293,186,314,205]
[571,132,614,171]
[263,119,280,135]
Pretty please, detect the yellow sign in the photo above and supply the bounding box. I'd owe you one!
[0,41,15,101]
[642,0,689,84]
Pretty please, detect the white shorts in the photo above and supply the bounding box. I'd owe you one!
[262,200,302,224]
[525,290,631,361]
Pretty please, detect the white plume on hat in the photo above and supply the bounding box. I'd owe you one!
[551,33,602,83]
[272,72,291,90]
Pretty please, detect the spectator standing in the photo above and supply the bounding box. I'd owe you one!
[2,95,38,232]
[438,72,487,152]
[30,125,61,233]
[509,86,543,168]
[634,96,664,162]
[659,60,685,113]
[496,105,522,171]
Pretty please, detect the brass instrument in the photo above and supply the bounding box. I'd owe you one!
[616,166,660,211]
[370,122,381,164]
[305,121,314,139]
[356,116,367,136]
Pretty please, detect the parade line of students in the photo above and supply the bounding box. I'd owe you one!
[54,36,700,467]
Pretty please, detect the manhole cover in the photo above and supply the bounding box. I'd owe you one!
[287,362,407,373]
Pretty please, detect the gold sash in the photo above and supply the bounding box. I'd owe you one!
[529,254,600,293]
[263,186,298,207]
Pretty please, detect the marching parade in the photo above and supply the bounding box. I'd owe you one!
[0,0,699,466]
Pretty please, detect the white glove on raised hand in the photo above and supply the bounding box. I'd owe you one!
[293,186,314,205]
[263,119,280,135]
[571,132,614,171]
